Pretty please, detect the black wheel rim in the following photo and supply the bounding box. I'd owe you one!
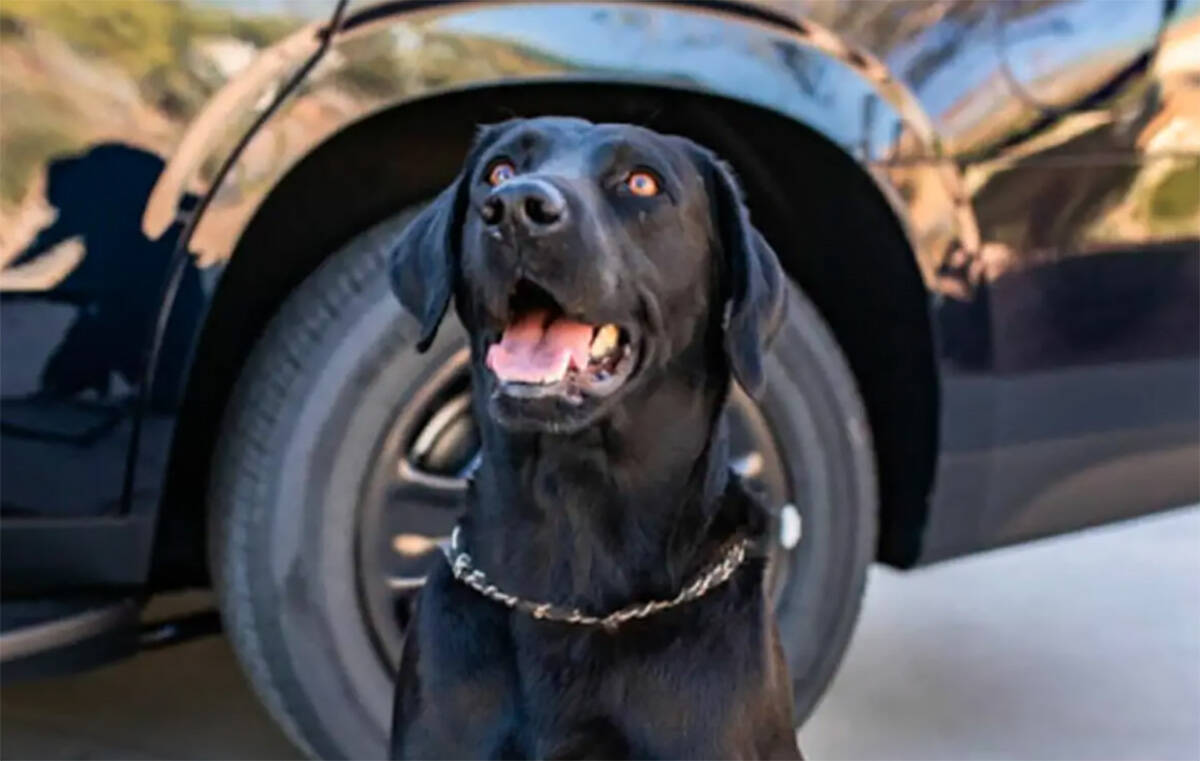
[356,348,797,675]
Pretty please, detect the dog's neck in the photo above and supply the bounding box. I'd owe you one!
[464,360,760,615]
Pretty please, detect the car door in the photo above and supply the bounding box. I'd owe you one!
[0,1,318,591]
[0,145,186,519]
[955,0,1200,549]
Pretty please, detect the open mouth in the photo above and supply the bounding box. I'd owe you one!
[485,280,637,404]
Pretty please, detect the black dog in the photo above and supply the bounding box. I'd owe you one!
[388,117,800,760]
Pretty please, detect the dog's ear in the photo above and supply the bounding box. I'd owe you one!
[703,154,786,398]
[390,123,511,351]
[389,179,467,352]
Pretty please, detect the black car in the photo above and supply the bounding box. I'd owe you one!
[1,1,1196,757]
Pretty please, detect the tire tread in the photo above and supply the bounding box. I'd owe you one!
[208,228,398,759]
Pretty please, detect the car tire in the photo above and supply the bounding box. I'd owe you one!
[208,209,876,759]
[764,281,878,725]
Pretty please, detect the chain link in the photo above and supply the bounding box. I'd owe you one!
[442,526,753,631]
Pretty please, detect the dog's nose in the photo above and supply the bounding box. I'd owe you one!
[480,178,567,234]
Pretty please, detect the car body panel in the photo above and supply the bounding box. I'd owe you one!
[0,0,1196,596]
[923,1,1200,556]
[0,0,327,593]
[158,1,962,270]
[0,0,321,528]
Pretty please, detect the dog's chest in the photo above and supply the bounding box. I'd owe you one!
[400,561,795,759]
[499,593,767,753]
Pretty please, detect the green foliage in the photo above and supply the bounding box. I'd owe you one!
[1149,161,1200,222]
[0,123,75,204]
[0,87,83,203]
[3,0,184,78]
[0,1,298,205]
[0,0,293,110]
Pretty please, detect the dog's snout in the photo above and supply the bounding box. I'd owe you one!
[481,197,504,225]
[523,193,563,226]
[480,178,567,234]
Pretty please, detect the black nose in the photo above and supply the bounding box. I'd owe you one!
[480,178,567,233]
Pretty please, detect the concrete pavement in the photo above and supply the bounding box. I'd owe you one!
[802,506,1200,759]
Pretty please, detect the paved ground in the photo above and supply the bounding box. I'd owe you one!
[3,507,1198,760]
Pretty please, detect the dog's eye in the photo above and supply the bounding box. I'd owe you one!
[487,160,516,186]
[626,170,659,197]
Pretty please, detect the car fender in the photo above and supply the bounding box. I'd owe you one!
[144,0,976,282]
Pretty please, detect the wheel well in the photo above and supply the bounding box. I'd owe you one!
[152,83,937,587]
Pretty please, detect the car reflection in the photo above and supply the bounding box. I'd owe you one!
[0,144,202,516]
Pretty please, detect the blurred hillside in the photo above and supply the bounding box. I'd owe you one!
[0,0,297,212]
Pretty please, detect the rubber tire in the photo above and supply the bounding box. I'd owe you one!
[208,210,877,759]
[763,283,877,725]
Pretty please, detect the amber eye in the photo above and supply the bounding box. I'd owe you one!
[487,160,516,186]
[626,170,659,197]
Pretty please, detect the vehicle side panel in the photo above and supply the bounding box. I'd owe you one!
[0,0,323,591]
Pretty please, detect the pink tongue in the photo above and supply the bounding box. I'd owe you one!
[486,310,595,384]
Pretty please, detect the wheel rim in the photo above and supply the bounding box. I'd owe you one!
[355,348,798,675]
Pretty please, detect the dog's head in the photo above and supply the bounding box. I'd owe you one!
[391,117,784,434]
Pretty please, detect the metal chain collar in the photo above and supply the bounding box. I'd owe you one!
[442,526,753,630]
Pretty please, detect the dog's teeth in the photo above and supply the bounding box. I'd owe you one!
[590,324,620,359]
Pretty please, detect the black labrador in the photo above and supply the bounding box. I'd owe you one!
[388,117,800,760]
